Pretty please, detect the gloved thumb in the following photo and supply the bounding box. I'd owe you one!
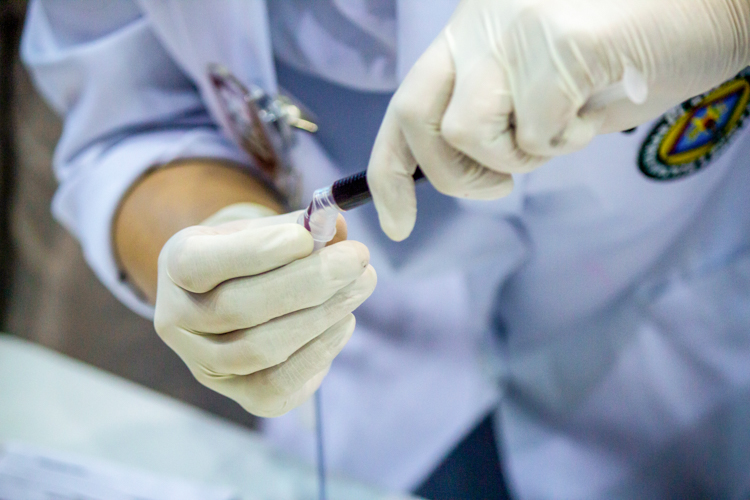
[366,113,420,241]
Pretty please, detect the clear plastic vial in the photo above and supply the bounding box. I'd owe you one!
[298,186,339,251]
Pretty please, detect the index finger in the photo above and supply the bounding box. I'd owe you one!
[162,213,313,293]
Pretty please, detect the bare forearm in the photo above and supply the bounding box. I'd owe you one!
[113,159,284,304]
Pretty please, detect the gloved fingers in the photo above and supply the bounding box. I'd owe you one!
[189,363,331,418]
[418,155,514,203]
[243,314,354,417]
[369,34,513,241]
[161,240,371,334]
[162,265,376,376]
[246,365,331,418]
[198,314,355,417]
[162,218,313,295]
[512,74,605,157]
[440,34,548,173]
[502,5,607,156]
[395,35,515,199]
[278,365,331,413]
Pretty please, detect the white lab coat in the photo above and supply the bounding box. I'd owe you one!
[21,1,750,498]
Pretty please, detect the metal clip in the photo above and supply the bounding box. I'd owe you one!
[208,63,317,209]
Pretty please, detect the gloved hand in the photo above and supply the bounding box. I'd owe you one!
[368,0,750,241]
[154,203,376,417]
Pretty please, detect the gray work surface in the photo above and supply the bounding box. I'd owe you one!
[0,334,415,500]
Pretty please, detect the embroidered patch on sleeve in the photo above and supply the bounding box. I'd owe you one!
[638,67,750,181]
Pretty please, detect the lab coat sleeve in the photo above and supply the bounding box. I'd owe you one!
[20,0,253,318]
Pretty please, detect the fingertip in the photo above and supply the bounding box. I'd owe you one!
[344,239,371,268]
[364,263,377,288]
[369,174,417,241]
[332,313,357,351]
[379,209,415,242]
[327,214,348,246]
[320,239,372,284]
[285,222,316,253]
[371,187,417,241]
[162,229,211,293]
[353,264,378,298]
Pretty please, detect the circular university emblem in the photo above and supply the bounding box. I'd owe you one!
[638,67,750,181]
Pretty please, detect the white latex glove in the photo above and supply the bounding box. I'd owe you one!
[368,0,750,241]
[154,203,376,417]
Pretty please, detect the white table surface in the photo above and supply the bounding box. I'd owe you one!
[0,334,414,499]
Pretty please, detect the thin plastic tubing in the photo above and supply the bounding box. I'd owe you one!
[315,390,327,500]
[298,193,335,500]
